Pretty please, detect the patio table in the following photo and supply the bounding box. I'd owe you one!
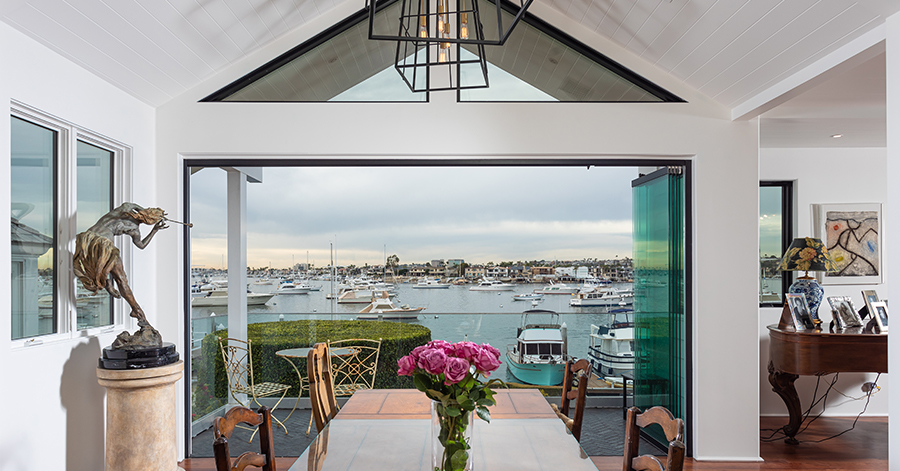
[288,389,599,471]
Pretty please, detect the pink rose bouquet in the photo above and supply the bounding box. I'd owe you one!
[397,340,503,471]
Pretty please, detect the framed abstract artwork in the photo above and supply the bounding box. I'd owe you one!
[812,203,882,285]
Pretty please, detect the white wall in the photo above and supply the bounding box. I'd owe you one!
[152,0,762,461]
[884,11,900,470]
[759,148,889,418]
[0,22,157,471]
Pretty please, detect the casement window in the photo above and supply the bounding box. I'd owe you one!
[11,104,130,345]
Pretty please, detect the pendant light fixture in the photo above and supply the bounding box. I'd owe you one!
[367,0,534,92]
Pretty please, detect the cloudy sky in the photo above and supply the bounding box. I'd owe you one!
[190,166,638,269]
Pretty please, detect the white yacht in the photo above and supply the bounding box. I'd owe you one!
[533,281,579,295]
[569,287,634,307]
[412,278,451,289]
[357,292,425,320]
[588,313,634,381]
[191,289,274,307]
[469,278,515,291]
[337,288,395,304]
[276,281,310,294]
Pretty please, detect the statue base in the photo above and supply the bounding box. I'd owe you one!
[97,360,184,471]
[100,342,179,370]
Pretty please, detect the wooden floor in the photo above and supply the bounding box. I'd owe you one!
[180,416,887,471]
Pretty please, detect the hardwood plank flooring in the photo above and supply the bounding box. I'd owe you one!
[179,416,887,471]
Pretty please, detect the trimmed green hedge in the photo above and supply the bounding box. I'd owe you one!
[197,320,432,411]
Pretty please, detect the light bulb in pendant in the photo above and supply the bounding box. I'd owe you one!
[418,0,428,38]
[439,42,450,63]
[460,1,468,40]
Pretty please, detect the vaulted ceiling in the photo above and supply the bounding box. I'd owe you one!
[2,0,897,146]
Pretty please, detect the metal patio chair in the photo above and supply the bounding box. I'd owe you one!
[326,338,382,397]
[218,337,292,438]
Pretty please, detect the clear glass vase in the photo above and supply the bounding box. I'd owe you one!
[431,400,474,471]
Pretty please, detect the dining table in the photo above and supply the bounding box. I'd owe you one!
[288,388,600,471]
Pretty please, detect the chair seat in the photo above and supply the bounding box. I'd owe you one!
[333,383,369,396]
[234,381,291,398]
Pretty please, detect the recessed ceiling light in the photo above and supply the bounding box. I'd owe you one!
[831,134,843,138]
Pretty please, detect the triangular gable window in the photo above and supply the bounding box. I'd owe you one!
[201,0,682,103]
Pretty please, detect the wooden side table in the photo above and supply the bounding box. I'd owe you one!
[767,306,887,444]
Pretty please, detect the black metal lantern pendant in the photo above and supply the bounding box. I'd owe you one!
[368,0,533,91]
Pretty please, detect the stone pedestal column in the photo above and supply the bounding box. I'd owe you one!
[97,360,184,471]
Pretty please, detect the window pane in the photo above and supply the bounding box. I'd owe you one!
[459,0,676,102]
[11,116,57,339]
[760,185,785,304]
[76,140,114,329]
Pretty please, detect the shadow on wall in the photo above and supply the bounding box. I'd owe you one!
[61,337,105,471]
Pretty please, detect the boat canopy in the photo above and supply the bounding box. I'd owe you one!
[519,329,563,342]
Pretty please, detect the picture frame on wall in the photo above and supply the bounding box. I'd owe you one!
[812,203,882,285]
[826,296,863,329]
[786,293,815,330]
[870,301,888,332]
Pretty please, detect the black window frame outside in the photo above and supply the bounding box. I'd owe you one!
[759,181,793,308]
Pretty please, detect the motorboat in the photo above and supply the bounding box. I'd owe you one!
[191,289,274,307]
[588,313,634,381]
[505,310,568,385]
[581,276,612,291]
[533,281,579,295]
[357,292,425,320]
[469,278,515,291]
[276,281,310,295]
[337,288,395,304]
[412,278,451,289]
[569,287,634,307]
[512,293,544,301]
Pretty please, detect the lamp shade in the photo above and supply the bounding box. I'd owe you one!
[777,237,836,273]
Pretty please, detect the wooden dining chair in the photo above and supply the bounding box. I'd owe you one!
[622,406,685,471]
[550,358,590,442]
[307,342,339,433]
[213,406,276,471]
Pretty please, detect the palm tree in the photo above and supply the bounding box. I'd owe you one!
[386,254,400,277]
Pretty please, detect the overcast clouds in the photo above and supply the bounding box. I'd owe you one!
[190,166,638,269]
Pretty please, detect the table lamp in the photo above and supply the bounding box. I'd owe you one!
[777,237,837,318]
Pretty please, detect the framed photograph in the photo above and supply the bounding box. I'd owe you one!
[861,289,879,319]
[826,296,862,328]
[812,203,882,285]
[870,301,888,332]
[786,293,815,330]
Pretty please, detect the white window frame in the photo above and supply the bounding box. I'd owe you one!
[11,101,132,349]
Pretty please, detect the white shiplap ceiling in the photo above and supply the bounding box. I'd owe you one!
[2,0,898,128]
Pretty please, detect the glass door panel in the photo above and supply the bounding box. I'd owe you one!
[631,167,686,446]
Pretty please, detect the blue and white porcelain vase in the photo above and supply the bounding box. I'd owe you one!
[789,277,824,319]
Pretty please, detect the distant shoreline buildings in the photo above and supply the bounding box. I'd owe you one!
[193,257,634,283]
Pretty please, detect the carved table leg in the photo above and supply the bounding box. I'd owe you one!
[767,361,801,444]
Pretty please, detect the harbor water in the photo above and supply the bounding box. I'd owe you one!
[191,281,634,383]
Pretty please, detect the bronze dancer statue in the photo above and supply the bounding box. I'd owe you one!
[74,202,168,348]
